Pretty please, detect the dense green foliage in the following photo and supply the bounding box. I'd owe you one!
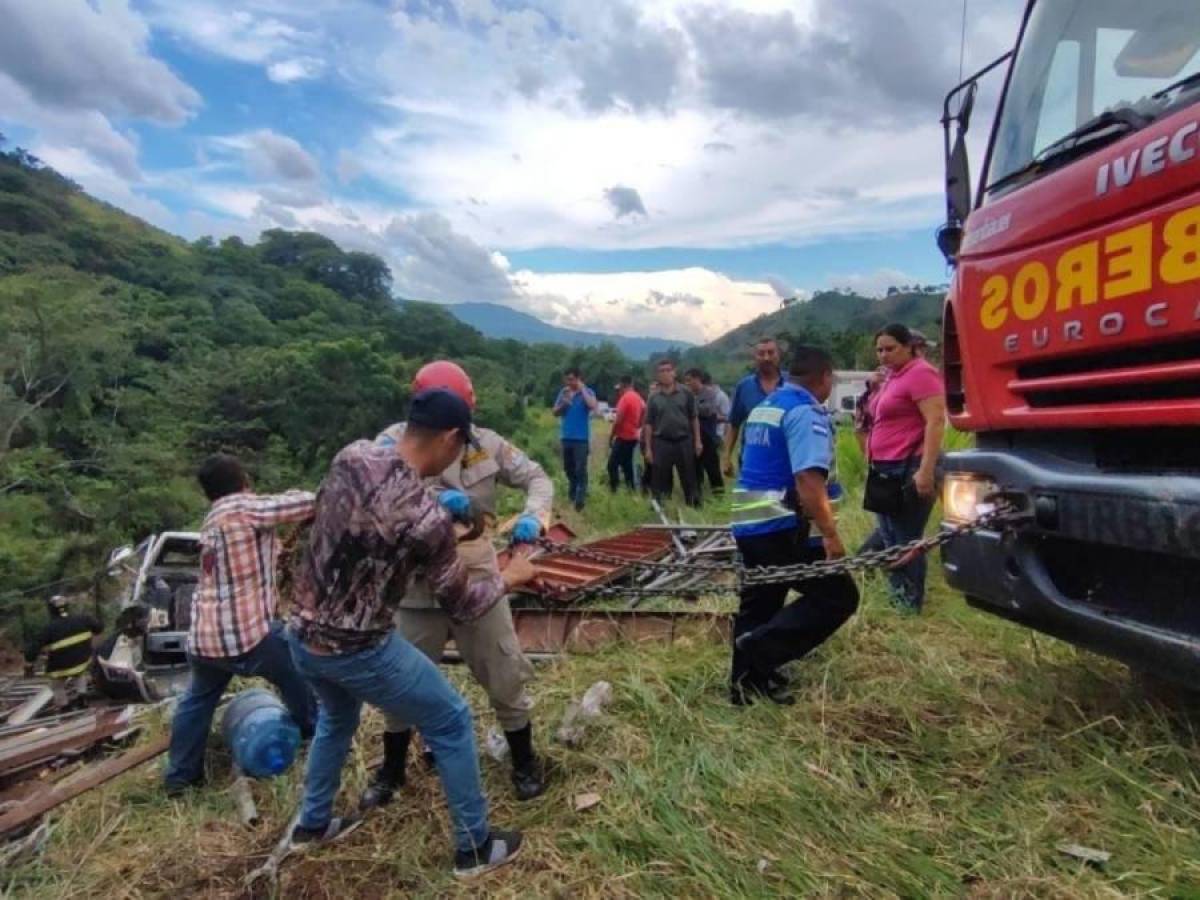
[0,146,640,618]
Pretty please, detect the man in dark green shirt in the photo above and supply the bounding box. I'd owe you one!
[643,359,702,507]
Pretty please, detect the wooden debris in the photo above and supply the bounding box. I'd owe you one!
[0,707,139,777]
[6,686,54,727]
[0,735,169,837]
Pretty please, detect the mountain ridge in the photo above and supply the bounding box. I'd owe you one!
[443,301,693,359]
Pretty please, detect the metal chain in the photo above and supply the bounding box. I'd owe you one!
[533,505,1022,599]
[741,506,1019,585]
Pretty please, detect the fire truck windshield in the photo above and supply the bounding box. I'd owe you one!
[987,0,1200,196]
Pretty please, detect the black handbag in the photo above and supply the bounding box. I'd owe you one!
[863,458,914,516]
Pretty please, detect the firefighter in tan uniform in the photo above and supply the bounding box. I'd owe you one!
[362,361,554,806]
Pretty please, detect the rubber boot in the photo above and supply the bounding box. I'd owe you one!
[359,729,410,810]
[505,723,547,801]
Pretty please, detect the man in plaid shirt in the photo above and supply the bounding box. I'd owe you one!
[164,453,317,795]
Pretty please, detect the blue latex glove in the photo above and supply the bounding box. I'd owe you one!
[511,514,542,544]
[437,489,473,523]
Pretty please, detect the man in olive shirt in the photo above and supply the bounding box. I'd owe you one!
[643,359,702,507]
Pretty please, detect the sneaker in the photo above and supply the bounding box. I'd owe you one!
[288,815,364,851]
[453,829,523,878]
[359,766,405,810]
[511,759,548,801]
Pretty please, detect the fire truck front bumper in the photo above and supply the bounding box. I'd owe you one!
[940,449,1200,687]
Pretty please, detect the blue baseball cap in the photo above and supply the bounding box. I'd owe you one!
[407,389,479,447]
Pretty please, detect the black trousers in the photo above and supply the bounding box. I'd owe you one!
[731,528,859,689]
[696,427,724,494]
[651,436,699,506]
[607,438,638,490]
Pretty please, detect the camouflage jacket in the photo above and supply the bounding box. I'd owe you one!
[376,423,552,521]
[289,441,505,653]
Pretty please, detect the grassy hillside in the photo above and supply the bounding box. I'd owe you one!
[7,428,1199,897]
[706,289,944,354]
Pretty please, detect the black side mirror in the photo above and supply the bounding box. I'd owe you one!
[946,110,973,227]
[938,52,1013,266]
[941,80,978,263]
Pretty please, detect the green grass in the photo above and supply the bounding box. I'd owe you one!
[8,421,1200,897]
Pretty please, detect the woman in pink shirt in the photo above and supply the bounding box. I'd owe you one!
[865,324,946,610]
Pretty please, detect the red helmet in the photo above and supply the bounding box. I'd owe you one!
[412,360,476,410]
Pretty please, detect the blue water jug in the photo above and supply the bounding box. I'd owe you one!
[220,688,301,778]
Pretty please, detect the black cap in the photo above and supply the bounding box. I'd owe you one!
[407,389,479,447]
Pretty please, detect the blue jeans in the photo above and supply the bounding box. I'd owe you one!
[871,458,938,610]
[165,620,315,788]
[290,631,489,853]
[562,439,589,508]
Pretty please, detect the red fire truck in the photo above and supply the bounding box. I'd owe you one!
[938,1,1200,684]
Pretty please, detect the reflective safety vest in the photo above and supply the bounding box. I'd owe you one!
[25,612,102,678]
[732,384,830,538]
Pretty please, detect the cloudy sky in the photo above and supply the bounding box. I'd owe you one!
[0,0,1022,343]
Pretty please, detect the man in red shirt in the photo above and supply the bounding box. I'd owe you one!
[607,375,646,491]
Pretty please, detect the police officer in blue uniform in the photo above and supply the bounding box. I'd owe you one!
[729,346,859,705]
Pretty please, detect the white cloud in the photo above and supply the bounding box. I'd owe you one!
[0,0,199,123]
[166,199,776,343]
[212,129,322,182]
[764,275,795,299]
[512,268,782,343]
[144,2,315,68]
[267,58,324,84]
[0,74,142,180]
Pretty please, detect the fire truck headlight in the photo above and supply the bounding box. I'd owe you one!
[943,474,998,524]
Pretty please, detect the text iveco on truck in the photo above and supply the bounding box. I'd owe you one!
[937,0,1200,684]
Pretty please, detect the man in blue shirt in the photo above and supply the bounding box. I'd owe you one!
[553,367,597,511]
[729,345,859,706]
[723,337,782,477]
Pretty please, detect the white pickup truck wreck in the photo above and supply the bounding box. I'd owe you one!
[94,531,199,701]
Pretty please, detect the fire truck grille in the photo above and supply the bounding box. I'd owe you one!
[1013,336,1200,409]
